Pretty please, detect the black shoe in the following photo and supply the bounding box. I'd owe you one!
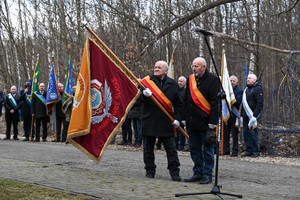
[23,138,29,141]
[4,137,10,140]
[117,141,127,145]
[199,177,212,184]
[65,141,69,144]
[42,139,47,142]
[223,152,230,155]
[251,153,259,158]
[13,137,19,140]
[34,139,40,142]
[241,152,252,157]
[184,176,202,182]
[231,152,238,157]
[145,173,154,178]
[171,175,181,182]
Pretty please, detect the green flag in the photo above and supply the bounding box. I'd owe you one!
[30,59,39,97]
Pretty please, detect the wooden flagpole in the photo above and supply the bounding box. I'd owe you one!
[86,26,189,140]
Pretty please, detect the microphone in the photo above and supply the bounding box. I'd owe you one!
[193,26,213,36]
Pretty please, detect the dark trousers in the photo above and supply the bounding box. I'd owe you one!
[23,116,33,139]
[56,116,65,141]
[35,117,47,140]
[223,116,239,154]
[121,117,132,144]
[5,113,18,139]
[175,125,186,150]
[143,135,180,176]
[62,121,69,142]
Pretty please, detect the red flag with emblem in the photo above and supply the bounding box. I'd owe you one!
[68,38,140,162]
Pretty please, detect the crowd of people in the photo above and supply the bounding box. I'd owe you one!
[0,57,264,184]
[0,82,76,143]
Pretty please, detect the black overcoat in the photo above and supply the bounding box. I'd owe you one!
[4,93,21,120]
[185,70,219,131]
[141,75,183,137]
[31,91,48,119]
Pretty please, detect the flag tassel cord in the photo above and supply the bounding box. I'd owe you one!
[85,26,189,140]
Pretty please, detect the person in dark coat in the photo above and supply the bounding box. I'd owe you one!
[127,94,142,147]
[19,81,34,141]
[141,60,183,182]
[4,85,21,140]
[0,89,5,118]
[175,76,187,151]
[53,83,65,142]
[223,75,243,156]
[241,74,263,158]
[183,57,219,184]
[31,83,48,142]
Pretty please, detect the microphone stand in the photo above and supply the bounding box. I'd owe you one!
[175,32,243,199]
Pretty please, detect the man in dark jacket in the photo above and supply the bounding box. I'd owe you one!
[183,57,219,184]
[128,94,142,147]
[223,75,243,156]
[4,85,21,140]
[0,89,5,117]
[31,83,48,142]
[20,81,34,141]
[53,83,65,142]
[141,60,183,182]
[175,76,187,151]
[241,74,263,157]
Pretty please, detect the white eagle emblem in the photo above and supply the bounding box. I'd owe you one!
[91,79,118,124]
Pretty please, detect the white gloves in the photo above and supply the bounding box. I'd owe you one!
[208,124,217,129]
[248,117,257,127]
[143,88,152,97]
[172,120,180,128]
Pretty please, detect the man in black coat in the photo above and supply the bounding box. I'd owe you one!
[223,75,243,156]
[175,76,187,151]
[183,57,219,184]
[0,89,5,118]
[31,83,48,142]
[141,60,183,182]
[241,74,263,158]
[53,83,65,142]
[20,81,34,141]
[4,85,21,140]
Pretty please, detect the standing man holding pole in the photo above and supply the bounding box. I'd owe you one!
[141,60,183,182]
[184,57,219,184]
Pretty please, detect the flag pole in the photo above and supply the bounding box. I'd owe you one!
[85,26,189,139]
[52,54,58,142]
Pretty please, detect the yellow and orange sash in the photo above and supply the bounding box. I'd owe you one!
[189,74,211,114]
[141,76,173,114]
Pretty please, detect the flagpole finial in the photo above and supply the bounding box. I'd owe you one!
[37,54,39,60]
[222,43,225,48]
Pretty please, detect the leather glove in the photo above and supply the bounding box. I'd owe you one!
[205,128,216,145]
[142,88,152,97]
[172,120,180,128]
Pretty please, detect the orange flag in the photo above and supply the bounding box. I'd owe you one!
[68,38,140,162]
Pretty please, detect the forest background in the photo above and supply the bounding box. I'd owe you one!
[0,0,299,155]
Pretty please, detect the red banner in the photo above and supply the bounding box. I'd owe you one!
[68,38,140,162]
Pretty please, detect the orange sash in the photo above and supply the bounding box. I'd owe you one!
[141,76,173,114]
[189,74,211,114]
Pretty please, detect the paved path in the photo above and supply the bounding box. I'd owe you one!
[0,139,299,200]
